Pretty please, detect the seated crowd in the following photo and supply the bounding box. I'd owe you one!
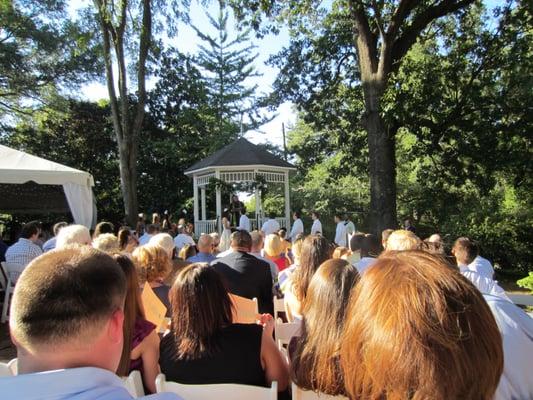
[0,212,532,400]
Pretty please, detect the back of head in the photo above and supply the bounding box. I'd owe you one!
[250,230,264,251]
[52,221,68,236]
[230,230,252,251]
[278,228,287,239]
[149,233,175,258]
[292,259,359,396]
[117,227,132,249]
[178,244,196,260]
[293,235,332,302]
[294,211,301,219]
[362,234,382,257]
[20,221,41,239]
[349,233,366,252]
[145,224,159,235]
[132,244,172,284]
[386,229,421,251]
[92,233,119,253]
[452,237,478,265]
[56,224,91,248]
[93,221,114,238]
[292,234,305,262]
[381,228,394,248]
[11,247,126,367]
[332,246,350,259]
[196,234,213,253]
[170,263,233,360]
[264,233,284,257]
[341,251,503,400]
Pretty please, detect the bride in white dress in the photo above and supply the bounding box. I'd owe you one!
[219,215,232,252]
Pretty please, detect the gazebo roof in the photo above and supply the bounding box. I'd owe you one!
[184,137,295,175]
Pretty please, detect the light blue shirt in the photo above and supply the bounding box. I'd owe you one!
[42,237,57,252]
[187,252,216,263]
[0,367,180,400]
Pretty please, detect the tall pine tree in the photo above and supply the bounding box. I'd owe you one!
[192,1,267,140]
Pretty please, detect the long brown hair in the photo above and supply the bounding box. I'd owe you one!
[292,235,332,303]
[291,259,359,396]
[113,253,145,376]
[341,250,503,400]
[170,263,233,360]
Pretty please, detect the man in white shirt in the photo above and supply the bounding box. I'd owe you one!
[453,237,508,300]
[138,224,159,246]
[238,208,251,232]
[310,211,322,235]
[344,214,356,236]
[261,213,280,235]
[173,224,196,252]
[468,255,495,279]
[484,293,533,400]
[333,213,347,247]
[5,221,43,282]
[0,246,179,400]
[289,211,304,240]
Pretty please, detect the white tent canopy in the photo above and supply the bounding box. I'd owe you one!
[0,145,96,227]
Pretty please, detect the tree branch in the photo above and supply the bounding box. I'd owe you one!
[391,0,475,69]
[348,0,379,76]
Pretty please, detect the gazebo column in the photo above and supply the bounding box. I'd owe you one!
[255,187,261,227]
[284,170,291,231]
[215,170,222,232]
[193,175,199,232]
[200,187,206,221]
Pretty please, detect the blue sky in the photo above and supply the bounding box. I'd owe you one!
[71,0,501,148]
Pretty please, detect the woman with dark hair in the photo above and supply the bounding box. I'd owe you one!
[159,263,289,391]
[93,221,115,238]
[290,259,359,396]
[118,227,139,254]
[284,235,332,321]
[113,254,160,394]
[354,233,382,274]
[341,251,503,400]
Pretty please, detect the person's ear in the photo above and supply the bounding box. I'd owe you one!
[107,309,124,344]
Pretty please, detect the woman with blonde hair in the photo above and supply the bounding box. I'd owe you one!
[113,254,160,393]
[132,245,172,315]
[341,251,503,400]
[290,259,358,396]
[264,233,288,272]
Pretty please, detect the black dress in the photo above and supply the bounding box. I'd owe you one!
[159,323,266,387]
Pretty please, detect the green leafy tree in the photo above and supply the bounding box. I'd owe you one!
[193,1,268,138]
[0,0,101,117]
[230,0,479,234]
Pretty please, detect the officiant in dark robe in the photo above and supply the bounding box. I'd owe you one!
[228,194,244,227]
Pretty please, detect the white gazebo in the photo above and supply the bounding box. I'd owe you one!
[184,138,296,234]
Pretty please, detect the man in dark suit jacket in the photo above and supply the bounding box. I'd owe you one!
[211,230,274,314]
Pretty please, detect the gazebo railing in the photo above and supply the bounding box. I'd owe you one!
[195,219,218,235]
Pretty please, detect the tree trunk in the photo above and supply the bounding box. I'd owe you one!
[118,136,138,227]
[362,83,397,235]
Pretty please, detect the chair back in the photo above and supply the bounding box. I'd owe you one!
[7,358,17,375]
[273,296,285,320]
[275,319,301,351]
[122,370,145,398]
[0,362,14,377]
[291,383,349,400]
[0,262,7,290]
[230,293,259,323]
[1,263,16,323]
[155,374,277,400]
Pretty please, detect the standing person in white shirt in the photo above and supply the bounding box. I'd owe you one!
[289,211,304,240]
[173,224,196,252]
[333,213,347,247]
[238,208,251,232]
[310,211,322,235]
[344,213,356,236]
[452,237,495,279]
[261,213,280,235]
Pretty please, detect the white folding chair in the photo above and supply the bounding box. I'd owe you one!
[230,293,259,323]
[0,261,7,291]
[0,362,15,377]
[7,358,17,375]
[291,383,349,400]
[273,296,285,320]
[275,319,301,361]
[122,370,145,398]
[156,374,277,400]
[1,262,16,323]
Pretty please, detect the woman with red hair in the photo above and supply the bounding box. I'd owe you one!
[341,250,503,400]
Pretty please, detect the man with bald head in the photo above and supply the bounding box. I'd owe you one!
[187,234,216,263]
[0,247,179,399]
